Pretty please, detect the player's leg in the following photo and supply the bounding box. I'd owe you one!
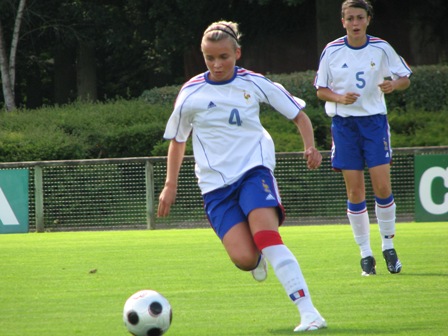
[332,116,374,275]
[248,208,326,331]
[221,221,261,271]
[364,115,401,274]
[203,181,261,272]
[343,169,375,275]
[369,164,401,273]
[239,167,326,331]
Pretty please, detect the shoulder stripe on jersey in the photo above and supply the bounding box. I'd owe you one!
[325,37,345,48]
[368,36,387,43]
[369,38,390,47]
[180,74,206,91]
[236,67,265,79]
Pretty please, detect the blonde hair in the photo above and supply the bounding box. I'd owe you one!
[202,21,242,49]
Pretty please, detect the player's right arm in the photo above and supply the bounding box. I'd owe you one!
[317,87,360,105]
[157,139,186,217]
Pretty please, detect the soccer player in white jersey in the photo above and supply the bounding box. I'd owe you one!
[157,20,326,332]
[314,0,412,276]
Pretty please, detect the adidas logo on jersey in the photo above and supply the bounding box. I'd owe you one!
[342,63,348,68]
[385,152,390,158]
[207,101,216,109]
[266,194,276,201]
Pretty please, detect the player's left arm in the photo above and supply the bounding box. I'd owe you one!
[292,111,322,170]
[379,45,412,94]
[378,76,410,94]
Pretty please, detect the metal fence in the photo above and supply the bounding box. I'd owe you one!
[0,146,447,232]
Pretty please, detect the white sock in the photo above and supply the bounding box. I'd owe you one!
[376,196,396,251]
[347,201,372,258]
[262,244,318,316]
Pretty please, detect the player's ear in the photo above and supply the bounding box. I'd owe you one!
[235,47,242,60]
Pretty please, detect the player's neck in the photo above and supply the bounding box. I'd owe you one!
[346,35,368,48]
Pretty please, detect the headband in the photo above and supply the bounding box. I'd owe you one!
[204,25,238,41]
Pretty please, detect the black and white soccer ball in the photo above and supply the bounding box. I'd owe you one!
[123,289,172,336]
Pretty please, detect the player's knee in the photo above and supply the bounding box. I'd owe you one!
[374,186,392,199]
[233,254,259,271]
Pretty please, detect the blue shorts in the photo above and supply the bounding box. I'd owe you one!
[331,115,392,170]
[203,166,285,240]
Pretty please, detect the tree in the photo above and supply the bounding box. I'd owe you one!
[1,0,446,110]
[0,0,26,111]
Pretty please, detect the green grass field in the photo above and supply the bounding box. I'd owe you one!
[0,222,447,335]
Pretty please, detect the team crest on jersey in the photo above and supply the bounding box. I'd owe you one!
[370,60,376,69]
[243,91,251,103]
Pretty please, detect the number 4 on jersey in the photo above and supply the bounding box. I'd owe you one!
[229,108,242,126]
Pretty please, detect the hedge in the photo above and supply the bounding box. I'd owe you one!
[0,65,446,162]
[142,65,448,111]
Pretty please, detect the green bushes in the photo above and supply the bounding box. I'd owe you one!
[388,65,448,111]
[0,65,446,162]
[388,108,448,147]
[0,100,170,162]
[268,70,322,109]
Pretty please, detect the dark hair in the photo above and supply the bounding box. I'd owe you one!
[341,0,374,18]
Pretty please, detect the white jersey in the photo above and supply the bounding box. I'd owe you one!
[315,35,412,117]
[164,67,304,194]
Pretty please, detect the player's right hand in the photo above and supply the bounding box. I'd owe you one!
[338,92,360,105]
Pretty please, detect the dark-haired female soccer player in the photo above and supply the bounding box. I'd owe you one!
[315,0,411,276]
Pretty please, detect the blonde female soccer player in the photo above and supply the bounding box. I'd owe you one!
[315,0,412,276]
[157,20,326,332]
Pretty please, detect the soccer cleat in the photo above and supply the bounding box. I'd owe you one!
[360,256,376,276]
[251,254,267,282]
[294,312,327,332]
[383,248,402,274]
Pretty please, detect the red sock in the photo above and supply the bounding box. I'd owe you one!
[253,230,283,251]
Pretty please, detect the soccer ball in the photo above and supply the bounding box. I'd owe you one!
[123,289,172,336]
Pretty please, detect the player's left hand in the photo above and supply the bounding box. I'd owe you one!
[157,185,177,217]
[304,147,322,170]
[378,80,395,94]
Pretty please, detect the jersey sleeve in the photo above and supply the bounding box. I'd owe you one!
[384,44,412,79]
[163,88,193,142]
[256,78,304,120]
[314,47,331,89]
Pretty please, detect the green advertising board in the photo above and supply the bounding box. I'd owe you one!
[0,169,29,233]
[415,155,448,222]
